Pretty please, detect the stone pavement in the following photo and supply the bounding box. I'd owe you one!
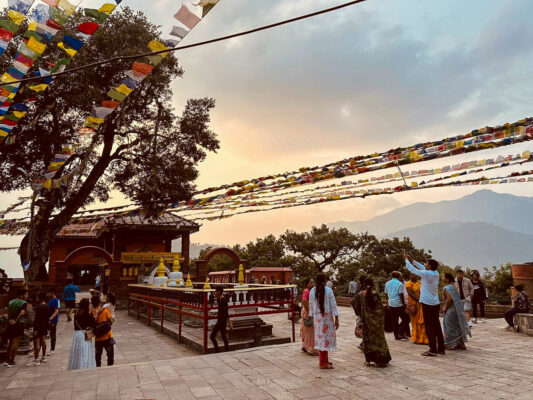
[1,307,532,400]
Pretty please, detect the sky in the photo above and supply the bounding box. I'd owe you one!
[1,0,533,277]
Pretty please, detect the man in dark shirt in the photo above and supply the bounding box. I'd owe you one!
[3,289,28,368]
[210,287,232,352]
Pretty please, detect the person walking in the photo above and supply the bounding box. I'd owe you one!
[405,274,428,344]
[505,284,531,331]
[63,278,80,322]
[309,273,339,369]
[348,278,358,298]
[91,295,115,367]
[384,271,410,340]
[210,287,232,352]
[454,270,474,327]
[300,278,318,355]
[443,274,470,350]
[28,292,49,366]
[67,298,96,370]
[404,252,445,357]
[47,288,60,355]
[471,272,487,323]
[3,289,28,368]
[353,277,391,367]
[95,274,101,292]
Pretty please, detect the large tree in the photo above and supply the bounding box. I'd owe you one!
[0,8,219,280]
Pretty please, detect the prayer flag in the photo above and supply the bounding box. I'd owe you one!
[42,0,59,6]
[174,4,201,30]
[8,0,33,14]
[29,84,48,92]
[8,10,25,25]
[0,19,20,34]
[57,41,77,56]
[107,89,126,102]
[148,40,169,56]
[115,84,132,95]
[78,22,99,35]
[101,100,120,108]
[0,27,14,42]
[45,19,62,31]
[86,116,104,124]
[91,107,114,118]
[58,0,76,16]
[98,4,116,14]
[84,9,108,24]
[132,62,153,76]
[170,25,188,39]
[49,7,68,26]
[63,35,84,50]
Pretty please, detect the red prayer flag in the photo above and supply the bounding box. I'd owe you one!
[46,19,62,30]
[0,27,14,42]
[132,62,154,77]
[101,100,120,109]
[16,53,34,67]
[78,22,99,35]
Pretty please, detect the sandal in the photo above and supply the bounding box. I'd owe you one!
[364,362,372,367]
[301,347,308,353]
[320,363,334,369]
[421,351,437,357]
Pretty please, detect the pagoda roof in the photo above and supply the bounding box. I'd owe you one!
[57,211,199,238]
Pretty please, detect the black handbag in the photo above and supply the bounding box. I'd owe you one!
[303,317,314,327]
[94,320,111,337]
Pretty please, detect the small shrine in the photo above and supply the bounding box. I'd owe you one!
[46,212,199,299]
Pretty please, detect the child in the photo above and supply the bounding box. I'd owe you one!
[29,292,49,366]
[102,293,116,319]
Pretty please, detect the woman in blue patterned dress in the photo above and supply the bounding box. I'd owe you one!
[67,298,96,370]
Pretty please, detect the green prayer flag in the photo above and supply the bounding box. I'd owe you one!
[84,9,108,24]
[107,89,126,102]
[4,114,20,121]
[49,7,68,26]
[23,30,45,42]
[0,19,20,34]
[147,55,164,66]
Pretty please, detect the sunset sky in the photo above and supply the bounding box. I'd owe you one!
[1,0,533,276]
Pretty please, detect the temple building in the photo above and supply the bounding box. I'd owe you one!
[47,212,199,299]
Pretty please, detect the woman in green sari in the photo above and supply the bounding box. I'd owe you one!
[353,278,391,367]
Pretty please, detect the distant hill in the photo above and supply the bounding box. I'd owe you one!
[329,190,533,236]
[329,190,533,268]
[386,221,533,268]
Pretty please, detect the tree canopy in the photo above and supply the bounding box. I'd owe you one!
[0,8,219,280]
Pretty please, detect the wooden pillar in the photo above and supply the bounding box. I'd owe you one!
[182,232,190,274]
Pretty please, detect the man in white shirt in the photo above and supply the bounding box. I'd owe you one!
[348,279,358,298]
[404,252,445,356]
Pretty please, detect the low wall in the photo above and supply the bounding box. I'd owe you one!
[514,313,533,336]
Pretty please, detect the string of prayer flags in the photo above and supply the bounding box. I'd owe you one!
[2,0,123,145]
[0,0,37,56]
[37,0,220,191]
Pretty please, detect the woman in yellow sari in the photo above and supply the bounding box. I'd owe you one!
[405,274,428,344]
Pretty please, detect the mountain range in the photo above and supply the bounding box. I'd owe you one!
[329,190,533,268]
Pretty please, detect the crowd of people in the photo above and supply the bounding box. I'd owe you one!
[298,252,531,368]
[2,277,116,370]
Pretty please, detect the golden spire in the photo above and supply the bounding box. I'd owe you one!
[238,264,244,285]
[156,257,166,277]
[203,277,211,290]
[172,257,180,273]
[185,273,193,288]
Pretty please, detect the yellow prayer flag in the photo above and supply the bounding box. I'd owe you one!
[27,36,46,55]
[8,10,25,25]
[49,161,64,168]
[29,84,48,92]
[58,0,77,15]
[148,40,169,57]
[1,73,17,83]
[477,160,486,166]
[57,42,77,57]
[98,3,116,14]
[115,84,133,95]
[409,151,422,162]
[522,150,531,159]
[86,116,104,124]
[411,182,418,188]
[455,140,464,148]
[13,111,27,118]
[43,180,52,190]
[28,21,37,31]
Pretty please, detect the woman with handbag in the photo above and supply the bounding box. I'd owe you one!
[67,298,96,370]
[352,278,391,367]
[300,278,318,356]
[405,274,428,344]
[91,295,115,367]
